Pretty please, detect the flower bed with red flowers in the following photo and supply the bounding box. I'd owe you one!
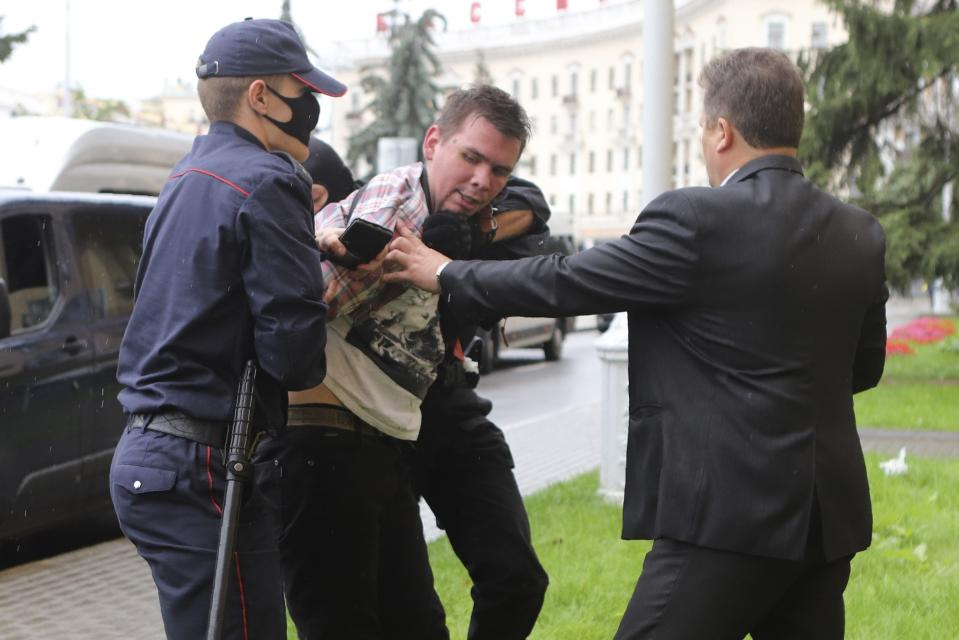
[886,317,957,356]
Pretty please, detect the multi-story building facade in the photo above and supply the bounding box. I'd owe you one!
[327,0,846,240]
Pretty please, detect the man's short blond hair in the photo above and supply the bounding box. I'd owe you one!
[197,74,286,122]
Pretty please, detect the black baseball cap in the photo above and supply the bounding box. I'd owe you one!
[196,18,346,97]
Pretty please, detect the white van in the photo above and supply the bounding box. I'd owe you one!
[0,116,193,196]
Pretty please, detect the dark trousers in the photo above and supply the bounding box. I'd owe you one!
[614,509,853,640]
[417,387,549,640]
[256,425,448,640]
[110,425,285,640]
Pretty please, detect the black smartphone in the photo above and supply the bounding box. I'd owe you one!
[330,218,394,269]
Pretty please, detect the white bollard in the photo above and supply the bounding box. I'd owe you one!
[595,313,630,503]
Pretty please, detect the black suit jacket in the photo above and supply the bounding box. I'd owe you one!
[441,155,888,561]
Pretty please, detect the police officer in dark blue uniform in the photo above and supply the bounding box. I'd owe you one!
[109,18,346,640]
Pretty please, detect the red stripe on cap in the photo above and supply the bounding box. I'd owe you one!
[292,72,346,97]
[169,168,250,197]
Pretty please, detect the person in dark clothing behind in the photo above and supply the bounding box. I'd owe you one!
[418,176,552,640]
[109,18,345,640]
[270,136,550,639]
[303,136,357,213]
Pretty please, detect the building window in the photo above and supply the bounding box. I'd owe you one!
[637,146,643,168]
[568,194,576,214]
[623,61,632,89]
[622,190,629,212]
[605,192,613,213]
[551,75,559,97]
[589,110,596,131]
[606,149,614,172]
[550,154,558,176]
[811,22,828,48]
[608,66,615,89]
[550,115,558,135]
[531,77,539,99]
[568,112,577,136]
[587,193,594,215]
[528,155,537,176]
[549,194,557,206]
[1,214,62,332]
[607,108,614,130]
[511,77,521,100]
[590,69,597,92]
[569,153,576,175]
[569,70,578,96]
[766,17,786,50]
[588,150,595,173]
[623,148,630,171]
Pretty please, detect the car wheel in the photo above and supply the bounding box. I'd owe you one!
[543,323,564,361]
[596,313,614,333]
[480,330,498,374]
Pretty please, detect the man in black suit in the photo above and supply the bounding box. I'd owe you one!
[384,47,888,639]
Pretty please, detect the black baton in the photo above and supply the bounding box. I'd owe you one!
[207,360,257,640]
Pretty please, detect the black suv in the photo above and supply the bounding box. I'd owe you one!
[0,191,153,539]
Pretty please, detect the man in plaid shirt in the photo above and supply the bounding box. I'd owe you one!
[265,86,542,639]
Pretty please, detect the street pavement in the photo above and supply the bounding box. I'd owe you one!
[1,307,956,638]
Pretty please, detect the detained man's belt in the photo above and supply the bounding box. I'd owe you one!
[128,412,228,448]
[287,404,385,438]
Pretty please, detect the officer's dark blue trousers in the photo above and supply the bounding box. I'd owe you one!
[416,387,549,640]
[256,424,448,640]
[110,425,285,640]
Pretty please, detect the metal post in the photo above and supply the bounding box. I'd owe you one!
[641,0,674,207]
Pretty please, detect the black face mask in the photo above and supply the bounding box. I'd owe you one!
[264,84,320,146]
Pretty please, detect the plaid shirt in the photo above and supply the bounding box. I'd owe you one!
[315,162,444,430]
[316,162,429,319]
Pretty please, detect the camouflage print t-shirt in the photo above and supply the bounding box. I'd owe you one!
[315,162,443,440]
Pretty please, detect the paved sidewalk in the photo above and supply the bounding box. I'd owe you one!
[0,401,602,640]
[1,399,955,639]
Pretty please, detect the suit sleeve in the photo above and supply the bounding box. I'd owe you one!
[238,173,328,390]
[852,224,888,393]
[441,190,700,324]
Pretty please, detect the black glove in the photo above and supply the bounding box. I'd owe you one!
[422,210,473,260]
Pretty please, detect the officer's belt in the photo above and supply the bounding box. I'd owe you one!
[128,412,228,448]
[286,404,385,438]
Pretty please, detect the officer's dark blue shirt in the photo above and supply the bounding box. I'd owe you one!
[118,121,327,428]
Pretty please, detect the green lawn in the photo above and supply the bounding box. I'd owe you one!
[855,383,959,431]
[855,328,959,431]
[427,459,959,640]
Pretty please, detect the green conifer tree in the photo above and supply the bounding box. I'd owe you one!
[0,17,35,63]
[347,8,446,177]
[799,0,959,289]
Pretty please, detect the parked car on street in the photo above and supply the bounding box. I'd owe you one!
[475,233,577,373]
[0,191,155,539]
